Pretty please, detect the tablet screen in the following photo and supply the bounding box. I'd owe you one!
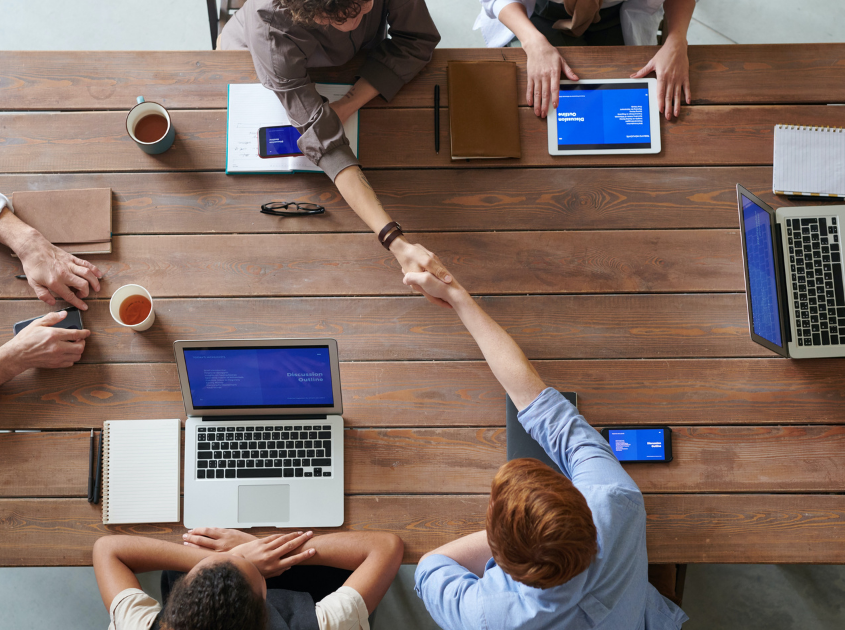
[556,82,652,150]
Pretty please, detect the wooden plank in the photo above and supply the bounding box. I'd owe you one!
[0,231,744,298]
[3,106,845,173]
[6,426,845,497]
[0,295,764,368]
[2,45,844,110]
[0,168,817,234]
[6,356,845,431]
[4,494,845,565]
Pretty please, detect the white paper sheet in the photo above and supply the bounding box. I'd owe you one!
[774,125,845,197]
[226,83,358,174]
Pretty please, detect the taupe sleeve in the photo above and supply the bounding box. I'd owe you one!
[359,0,441,102]
[244,11,358,181]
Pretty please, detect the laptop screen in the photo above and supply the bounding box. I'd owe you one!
[740,194,784,347]
[183,345,334,409]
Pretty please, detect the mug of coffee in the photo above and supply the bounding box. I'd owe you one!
[126,96,175,154]
[110,284,155,332]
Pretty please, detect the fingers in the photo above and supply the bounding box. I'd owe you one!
[422,252,451,284]
[182,532,223,549]
[276,547,317,571]
[656,77,666,114]
[36,310,67,327]
[31,282,57,306]
[71,263,101,293]
[53,327,91,342]
[403,271,431,290]
[266,531,313,553]
[189,527,224,539]
[630,61,654,80]
[55,284,87,310]
[540,75,550,118]
[561,58,579,82]
[673,83,682,119]
[526,75,534,107]
[664,81,673,120]
[72,256,103,279]
[683,78,691,105]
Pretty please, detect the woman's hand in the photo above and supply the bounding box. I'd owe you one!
[403,270,469,309]
[523,35,579,118]
[230,531,316,578]
[390,237,454,308]
[182,527,257,552]
[17,228,103,310]
[631,38,690,120]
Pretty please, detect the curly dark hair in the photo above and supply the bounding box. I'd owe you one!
[160,561,266,630]
[277,0,369,26]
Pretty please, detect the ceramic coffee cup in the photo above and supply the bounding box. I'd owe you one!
[126,96,175,154]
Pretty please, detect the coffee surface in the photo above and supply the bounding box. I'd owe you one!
[119,295,152,325]
[134,114,168,143]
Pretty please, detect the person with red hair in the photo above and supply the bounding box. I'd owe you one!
[406,269,688,630]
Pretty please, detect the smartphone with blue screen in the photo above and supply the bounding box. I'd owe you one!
[600,426,673,462]
[258,125,303,158]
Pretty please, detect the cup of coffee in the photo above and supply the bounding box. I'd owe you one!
[126,96,175,154]
[110,284,155,331]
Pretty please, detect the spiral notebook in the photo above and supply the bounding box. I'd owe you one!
[102,419,181,525]
[773,125,845,198]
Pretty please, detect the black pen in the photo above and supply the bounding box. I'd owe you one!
[15,275,26,280]
[87,428,95,502]
[434,84,440,155]
[93,429,103,504]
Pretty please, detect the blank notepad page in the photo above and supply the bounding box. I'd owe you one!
[774,125,845,198]
[102,419,181,524]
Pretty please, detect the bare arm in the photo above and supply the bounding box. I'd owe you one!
[497,3,578,118]
[93,536,215,610]
[403,272,546,410]
[419,531,492,577]
[334,166,453,307]
[329,78,380,124]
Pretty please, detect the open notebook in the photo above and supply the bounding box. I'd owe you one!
[226,83,359,174]
[102,419,181,525]
[774,125,845,198]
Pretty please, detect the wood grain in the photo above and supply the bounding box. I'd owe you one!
[0,168,817,235]
[6,356,845,430]
[0,295,764,368]
[2,45,844,110]
[3,494,845,565]
[0,231,744,298]
[3,106,845,173]
[6,426,845,497]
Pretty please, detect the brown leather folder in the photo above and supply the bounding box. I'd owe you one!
[447,60,521,160]
[11,188,112,255]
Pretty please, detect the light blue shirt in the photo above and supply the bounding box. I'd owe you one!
[415,388,688,630]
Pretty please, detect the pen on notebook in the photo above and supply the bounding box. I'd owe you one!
[87,428,95,503]
[93,429,103,505]
[434,84,440,155]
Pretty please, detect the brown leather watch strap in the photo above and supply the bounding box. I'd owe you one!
[378,221,402,243]
[382,227,404,251]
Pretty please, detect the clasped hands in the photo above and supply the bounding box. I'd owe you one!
[183,527,316,578]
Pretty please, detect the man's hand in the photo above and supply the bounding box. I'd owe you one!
[631,38,690,120]
[523,36,579,118]
[7,310,89,371]
[230,531,315,578]
[403,270,469,309]
[18,229,103,310]
[182,527,257,551]
[391,239,454,308]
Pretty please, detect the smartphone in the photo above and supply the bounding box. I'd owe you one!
[600,426,673,463]
[258,125,303,158]
[13,306,84,336]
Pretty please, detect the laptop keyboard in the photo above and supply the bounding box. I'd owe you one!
[196,424,334,480]
[786,217,845,346]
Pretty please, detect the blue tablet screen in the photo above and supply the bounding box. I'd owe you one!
[556,83,652,150]
[606,428,667,461]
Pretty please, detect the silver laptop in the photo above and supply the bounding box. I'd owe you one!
[174,338,344,528]
[737,185,845,358]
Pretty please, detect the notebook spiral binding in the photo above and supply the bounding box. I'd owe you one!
[101,422,110,523]
[777,124,845,132]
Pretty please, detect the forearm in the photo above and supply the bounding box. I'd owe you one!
[451,292,546,410]
[420,531,491,577]
[0,341,26,385]
[498,3,545,48]
[661,0,695,44]
[334,165,394,234]
[0,208,39,255]
[337,78,379,113]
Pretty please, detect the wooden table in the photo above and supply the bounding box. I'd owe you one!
[2,45,845,567]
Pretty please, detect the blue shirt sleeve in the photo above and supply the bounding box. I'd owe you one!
[517,388,640,493]
[414,554,486,630]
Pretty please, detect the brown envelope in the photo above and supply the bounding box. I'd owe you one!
[11,188,112,255]
[448,61,521,160]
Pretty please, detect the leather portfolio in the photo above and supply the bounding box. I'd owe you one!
[11,188,112,255]
[447,61,521,160]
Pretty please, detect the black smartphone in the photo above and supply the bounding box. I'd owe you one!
[600,426,673,463]
[258,125,303,158]
[13,306,84,336]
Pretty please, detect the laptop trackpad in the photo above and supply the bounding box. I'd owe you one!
[238,485,290,523]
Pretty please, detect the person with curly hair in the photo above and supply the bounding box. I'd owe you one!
[220,1,453,307]
[402,269,689,630]
[94,528,403,630]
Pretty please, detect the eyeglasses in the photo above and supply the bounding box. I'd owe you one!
[260,202,325,217]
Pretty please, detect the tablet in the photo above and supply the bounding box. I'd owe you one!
[547,79,661,156]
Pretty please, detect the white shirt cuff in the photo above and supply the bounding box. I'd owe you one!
[315,585,370,630]
[0,193,13,213]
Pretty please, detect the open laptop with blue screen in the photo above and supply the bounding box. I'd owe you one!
[174,339,344,528]
[736,185,845,358]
